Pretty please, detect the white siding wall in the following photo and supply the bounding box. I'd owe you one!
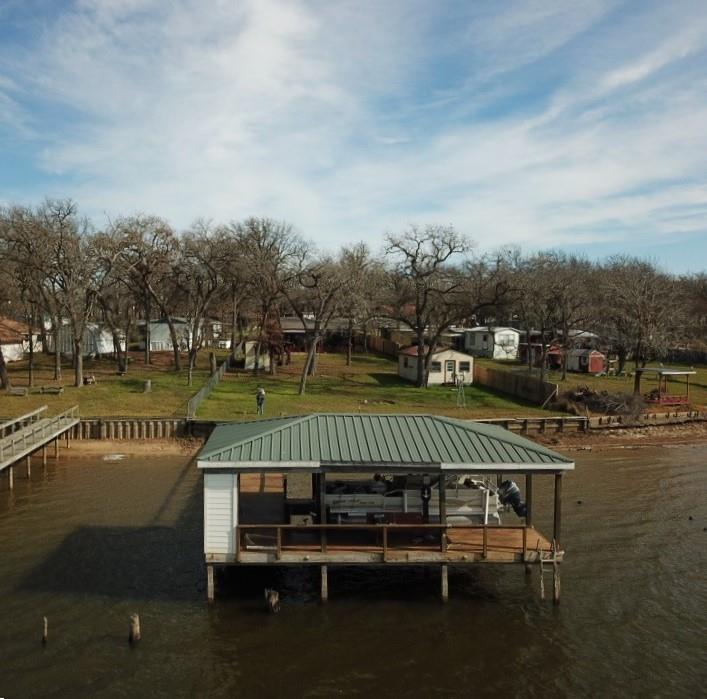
[204,472,237,556]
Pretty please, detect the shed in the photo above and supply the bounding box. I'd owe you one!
[398,347,474,385]
[197,413,574,603]
[567,349,606,374]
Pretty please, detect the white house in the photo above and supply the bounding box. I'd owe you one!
[138,318,193,352]
[48,321,124,356]
[0,317,28,362]
[398,346,474,385]
[463,327,520,360]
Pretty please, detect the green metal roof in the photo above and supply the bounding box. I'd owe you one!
[198,414,573,471]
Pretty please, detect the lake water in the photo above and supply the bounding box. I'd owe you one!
[1,444,706,697]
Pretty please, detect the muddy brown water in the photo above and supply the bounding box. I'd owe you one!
[1,445,706,697]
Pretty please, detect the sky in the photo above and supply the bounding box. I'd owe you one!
[0,0,706,273]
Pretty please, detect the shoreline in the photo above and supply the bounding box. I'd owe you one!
[65,438,202,456]
[533,421,707,452]
[58,421,707,457]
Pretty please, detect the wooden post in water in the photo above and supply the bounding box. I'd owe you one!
[441,565,449,601]
[321,565,328,603]
[42,446,47,467]
[207,565,215,602]
[319,472,327,553]
[54,439,59,459]
[26,455,31,478]
[65,431,70,449]
[553,473,563,549]
[439,475,448,551]
[42,616,48,645]
[8,466,13,490]
[129,613,141,643]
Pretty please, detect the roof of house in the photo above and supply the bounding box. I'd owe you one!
[466,326,520,334]
[398,345,473,358]
[0,317,28,344]
[198,413,574,472]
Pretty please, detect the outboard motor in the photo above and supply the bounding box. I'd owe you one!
[498,480,527,518]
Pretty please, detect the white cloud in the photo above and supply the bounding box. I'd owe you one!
[0,0,706,262]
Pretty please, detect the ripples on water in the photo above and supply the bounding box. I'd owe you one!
[1,446,706,697]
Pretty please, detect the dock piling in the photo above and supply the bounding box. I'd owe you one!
[26,455,31,478]
[441,565,449,601]
[321,565,328,602]
[207,565,215,602]
[129,613,141,644]
[42,616,48,645]
[8,466,13,490]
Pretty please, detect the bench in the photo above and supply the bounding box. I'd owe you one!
[7,386,28,396]
[40,386,65,395]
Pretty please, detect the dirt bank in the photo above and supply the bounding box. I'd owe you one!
[65,438,202,456]
[534,420,707,452]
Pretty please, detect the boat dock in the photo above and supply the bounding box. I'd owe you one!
[0,405,80,489]
[198,413,572,604]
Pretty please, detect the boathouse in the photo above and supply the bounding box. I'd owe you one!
[198,414,573,603]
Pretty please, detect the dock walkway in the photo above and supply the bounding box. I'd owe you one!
[0,406,79,487]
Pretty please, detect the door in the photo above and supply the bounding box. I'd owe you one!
[445,360,456,383]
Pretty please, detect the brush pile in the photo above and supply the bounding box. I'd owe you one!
[560,385,645,417]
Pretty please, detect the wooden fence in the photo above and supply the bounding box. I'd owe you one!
[186,360,229,419]
[367,335,400,358]
[473,365,558,405]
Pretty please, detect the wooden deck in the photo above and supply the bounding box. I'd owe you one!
[217,524,559,566]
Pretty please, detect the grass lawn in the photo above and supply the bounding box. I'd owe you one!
[1,350,228,418]
[475,358,707,410]
[198,352,552,421]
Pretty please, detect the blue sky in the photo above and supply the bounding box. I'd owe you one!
[0,0,706,273]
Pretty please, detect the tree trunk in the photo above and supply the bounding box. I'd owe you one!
[633,343,642,394]
[346,318,353,366]
[299,337,318,395]
[0,345,10,390]
[40,314,51,355]
[617,348,627,374]
[187,349,197,387]
[74,338,83,387]
[416,332,425,388]
[165,317,182,371]
[230,289,239,363]
[28,311,34,388]
[53,316,62,381]
[144,296,151,365]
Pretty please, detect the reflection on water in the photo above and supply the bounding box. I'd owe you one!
[1,445,706,697]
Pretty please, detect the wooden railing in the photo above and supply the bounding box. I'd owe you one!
[235,523,531,562]
[0,405,79,465]
[0,406,48,439]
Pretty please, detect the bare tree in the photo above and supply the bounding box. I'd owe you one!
[235,218,301,374]
[175,223,226,386]
[600,257,685,394]
[384,225,471,387]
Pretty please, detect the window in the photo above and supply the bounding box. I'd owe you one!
[459,361,470,372]
[430,361,441,373]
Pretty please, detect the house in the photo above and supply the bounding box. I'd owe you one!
[47,321,123,356]
[567,349,606,374]
[463,327,520,360]
[137,318,193,352]
[0,317,28,362]
[398,346,474,385]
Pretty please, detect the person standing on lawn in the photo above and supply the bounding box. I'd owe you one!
[256,387,266,415]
